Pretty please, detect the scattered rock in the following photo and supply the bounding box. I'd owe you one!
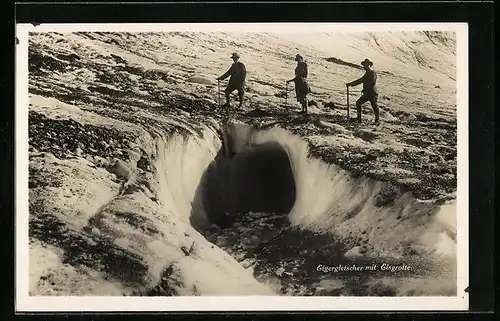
[354,130,379,142]
[274,90,287,98]
[429,154,446,165]
[125,149,142,162]
[181,246,191,256]
[314,119,334,129]
[374,184,400,207]
[344,246,366,258]
[137,156,152,171]
[178,110,190,117]
[93,155,110,167]
[108,159,133,179]
[308,100,318,107]
[40,152,59,163]
[195,97,217,107]
[379,109,398,122]
[246,108,272,117]
[241,259,254,269]
[323,101,336,109]
[186,76,213,85]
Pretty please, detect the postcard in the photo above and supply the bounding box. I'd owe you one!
[15,22,468,312]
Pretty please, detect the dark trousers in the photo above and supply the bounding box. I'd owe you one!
[225,83,244,107]
[356,94,379,121]
[294,77,308,112]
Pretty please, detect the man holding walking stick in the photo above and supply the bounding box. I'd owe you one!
[286,54,309,114]
[346,58,380,124]
[216,52,247,109]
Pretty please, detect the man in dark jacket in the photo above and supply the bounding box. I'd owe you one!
[346,58,380,124]
[287,54,309,114]
[217,52,247,109]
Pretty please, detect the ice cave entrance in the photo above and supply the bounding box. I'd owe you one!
[200,141,296,228]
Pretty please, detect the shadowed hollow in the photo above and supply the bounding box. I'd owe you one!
[201,141,296,228]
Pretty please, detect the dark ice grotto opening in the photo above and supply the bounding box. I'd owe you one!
[199,140,296,228]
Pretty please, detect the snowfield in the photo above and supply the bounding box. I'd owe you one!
[25,30,459,297]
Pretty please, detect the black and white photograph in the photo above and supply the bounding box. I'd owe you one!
[15,23,468,311]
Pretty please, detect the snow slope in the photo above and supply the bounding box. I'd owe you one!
[26,30,458,297]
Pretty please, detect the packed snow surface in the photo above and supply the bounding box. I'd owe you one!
[27,30,458,296]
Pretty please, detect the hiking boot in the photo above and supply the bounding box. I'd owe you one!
[373,119,380,125]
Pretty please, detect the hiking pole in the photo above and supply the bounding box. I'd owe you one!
[285,81,288,107]
[218,80,221,109]
[346,85,350,119]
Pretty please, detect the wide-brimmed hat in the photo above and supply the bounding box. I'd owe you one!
[231,52,240,59]
[361,58,373,67]
[295,54,303,61]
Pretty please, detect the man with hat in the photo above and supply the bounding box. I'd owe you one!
[287,54,309,114]
[346,58,380,124]
[217,52,247,109]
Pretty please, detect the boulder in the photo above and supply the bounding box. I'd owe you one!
[186,76,213,85]
[108,159,133,180]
